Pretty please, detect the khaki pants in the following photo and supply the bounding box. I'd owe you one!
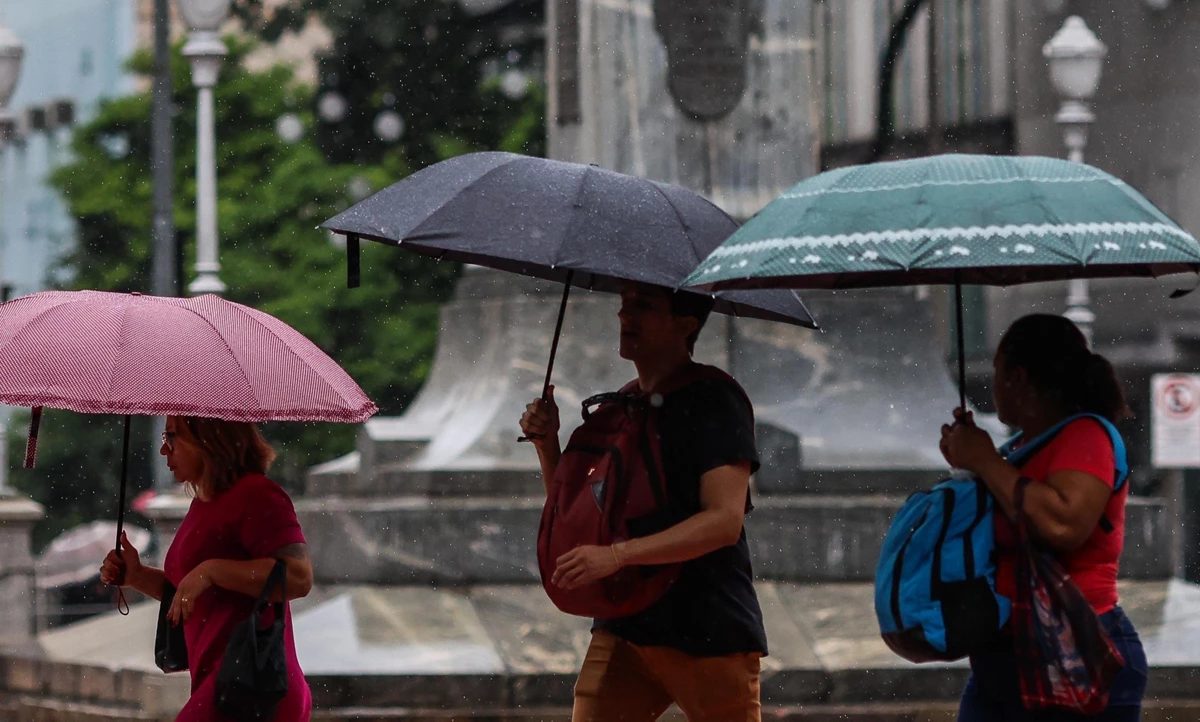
[572,630,762,722]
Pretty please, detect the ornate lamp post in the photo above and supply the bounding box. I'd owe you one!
[177,0,232,295]
[1044,16,1106,347]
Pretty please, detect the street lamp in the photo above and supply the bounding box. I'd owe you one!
[1044,15,1106,348]
[0,21,23,145]
[177,0,232,295]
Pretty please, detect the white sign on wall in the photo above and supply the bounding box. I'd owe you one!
[1152,373,1200,468]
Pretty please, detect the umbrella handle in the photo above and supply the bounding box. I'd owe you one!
[23,407,42,469]
[519,271,574,443]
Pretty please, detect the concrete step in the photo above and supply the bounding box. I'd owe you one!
[32,580,1200,712]
[308,704,962,721]
[12,697,1200,722]
[307,699,1200,722]
[295,494,1172,585]
[11,697,163,722]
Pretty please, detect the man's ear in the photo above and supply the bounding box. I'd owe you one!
[676,314,700,340]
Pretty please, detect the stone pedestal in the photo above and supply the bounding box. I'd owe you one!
[0,496,44,643]
[141,492,190,569]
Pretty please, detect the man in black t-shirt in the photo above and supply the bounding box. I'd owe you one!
[520,282,767,722]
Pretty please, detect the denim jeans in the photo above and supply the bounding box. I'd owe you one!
[957,606,1148,721]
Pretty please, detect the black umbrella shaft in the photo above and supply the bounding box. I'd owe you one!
[955,276,966,411]
[542,271,575,400]
[518,272,575,444]
[116,415,131,554]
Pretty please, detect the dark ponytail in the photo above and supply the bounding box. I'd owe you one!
[997,314,1132,423]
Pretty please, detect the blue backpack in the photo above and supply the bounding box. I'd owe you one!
[874,414,1128,663]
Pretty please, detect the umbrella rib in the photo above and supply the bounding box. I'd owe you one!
[326,152,520,241]
[389,157,528,247]
[648,182,716,275]
[781,168,863,275]
[101,296,137,412]
[179,303,266,414]
[1019,158,1076,265]
[548,165,596,280]
[237,305,370,409]
[0,295,76,360]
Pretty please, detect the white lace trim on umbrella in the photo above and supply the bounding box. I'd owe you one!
[780,175,1124,200]
[699,222,1193,267]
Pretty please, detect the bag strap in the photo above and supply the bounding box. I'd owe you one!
[253,559,288,616]
[580,390,637,419]
[580,364,751,419]
[1014,476,1033,530]
[1002,413,1128,536]
[1000,413,1128,492]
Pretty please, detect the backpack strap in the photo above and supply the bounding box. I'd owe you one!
[1001,413,1128,491]
[649,363,754,421]
[1000,413,1128,534]
[579,379,642,420]
[583,364,753,421]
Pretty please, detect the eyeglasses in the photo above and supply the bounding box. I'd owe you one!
[161,431,176,452]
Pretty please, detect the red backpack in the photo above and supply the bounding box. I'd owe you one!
[537,363,747,619]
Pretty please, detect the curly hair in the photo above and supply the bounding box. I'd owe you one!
[176,417,276,498]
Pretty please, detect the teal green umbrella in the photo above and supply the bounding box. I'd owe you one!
[684,154,1200,405]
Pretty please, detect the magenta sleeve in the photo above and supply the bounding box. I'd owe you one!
[238,476,307,558]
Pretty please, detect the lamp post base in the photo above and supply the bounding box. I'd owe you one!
[188,272,227,295]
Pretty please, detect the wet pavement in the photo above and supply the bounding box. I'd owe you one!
[34,579,1200,708]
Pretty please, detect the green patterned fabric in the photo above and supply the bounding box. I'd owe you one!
[685,154,1200,290]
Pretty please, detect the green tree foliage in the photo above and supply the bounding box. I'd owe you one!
[234,0,544,167]
[7,21,544,551]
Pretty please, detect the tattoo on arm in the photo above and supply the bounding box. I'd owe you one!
[272,543,309,562]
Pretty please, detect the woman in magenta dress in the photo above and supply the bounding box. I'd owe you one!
[100,416,314,721]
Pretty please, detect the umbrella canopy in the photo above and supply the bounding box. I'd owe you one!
[683,153,1200,412]
[321,151,817,329]
[0,290,377,602]
[685,154,1200,290]
[0,290,377,423]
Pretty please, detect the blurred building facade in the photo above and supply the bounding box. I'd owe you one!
[0,0,140,302]
[0,0,334,304]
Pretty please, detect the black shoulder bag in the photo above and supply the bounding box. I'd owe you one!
[155,580,189,673]
[214,559,290,721]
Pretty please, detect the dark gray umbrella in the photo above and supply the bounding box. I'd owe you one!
[322,152,817,434]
